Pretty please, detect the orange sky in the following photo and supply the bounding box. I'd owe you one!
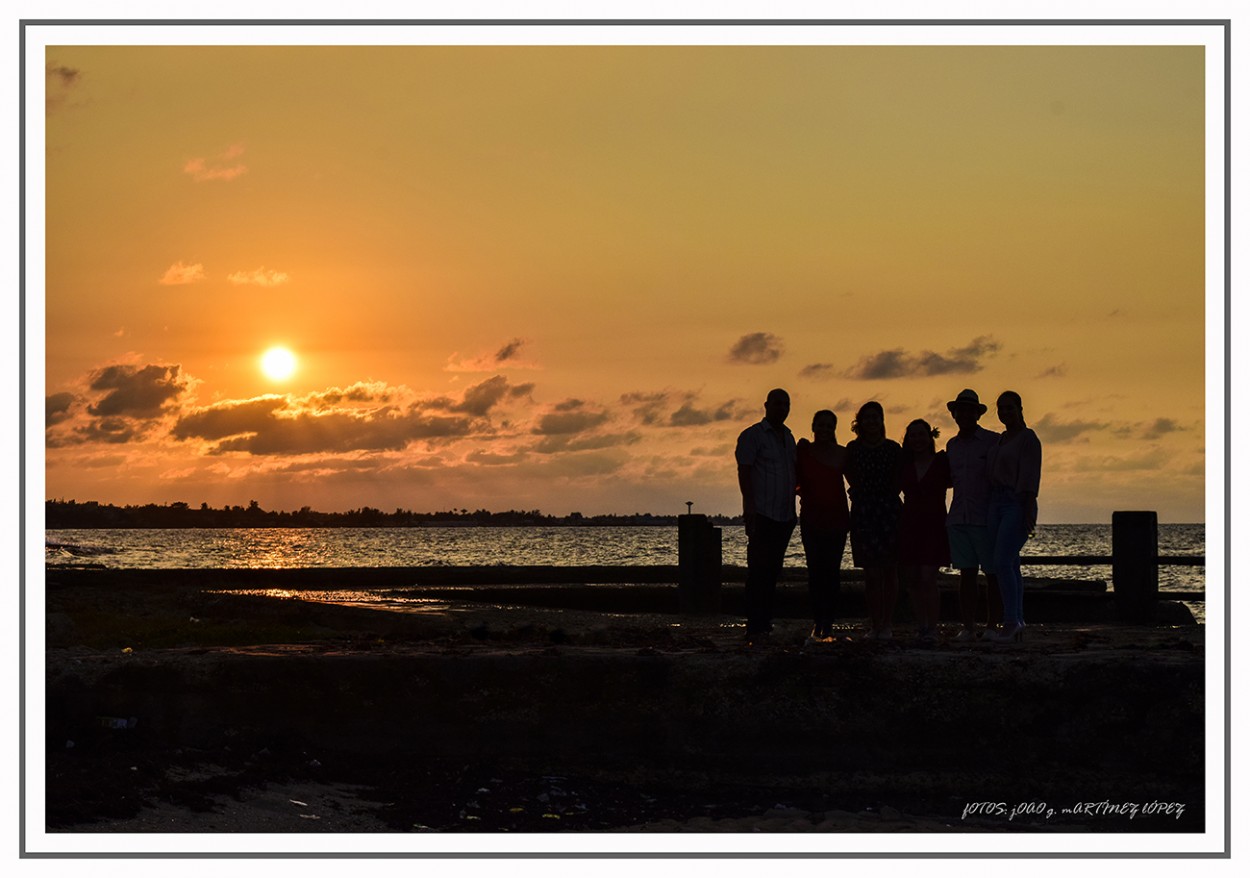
[40,38,1211,522]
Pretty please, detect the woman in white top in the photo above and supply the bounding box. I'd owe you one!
[984,391,1042,643]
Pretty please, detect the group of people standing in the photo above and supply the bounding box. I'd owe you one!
[734,387,1042,646]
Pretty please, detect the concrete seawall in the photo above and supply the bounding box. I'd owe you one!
[43,571,1205,832]
[46,638,1204,831]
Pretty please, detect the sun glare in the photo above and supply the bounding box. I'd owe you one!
[260,346,298,381]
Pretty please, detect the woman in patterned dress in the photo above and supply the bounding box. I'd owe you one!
[844,401,903,641]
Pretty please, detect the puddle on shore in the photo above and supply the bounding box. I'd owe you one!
[206,588,453,614]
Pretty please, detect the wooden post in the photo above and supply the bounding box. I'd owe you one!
[678,514,722,614]
[1112,511,1158,622]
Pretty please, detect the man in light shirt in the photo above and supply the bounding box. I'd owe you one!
[945,388,1002,641]
[735,388,798,643]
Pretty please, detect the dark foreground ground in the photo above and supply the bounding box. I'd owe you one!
[43,574,1205,837]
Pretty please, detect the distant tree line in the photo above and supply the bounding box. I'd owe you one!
[45,499,740,529]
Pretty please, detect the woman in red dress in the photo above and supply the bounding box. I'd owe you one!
[795,409,850,643]
[899,418,951,643]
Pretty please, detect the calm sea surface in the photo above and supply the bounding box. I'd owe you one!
[46,524,1205,595]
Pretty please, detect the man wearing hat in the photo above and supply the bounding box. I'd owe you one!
[945,389,1002,640]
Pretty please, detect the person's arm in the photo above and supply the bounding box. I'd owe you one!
[738,464,756,537]
[1018,433,1042,534]
[735,431,757,537]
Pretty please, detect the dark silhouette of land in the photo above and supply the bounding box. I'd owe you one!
[45,499,739,529]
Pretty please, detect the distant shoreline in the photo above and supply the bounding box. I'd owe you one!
[45,499,736,529]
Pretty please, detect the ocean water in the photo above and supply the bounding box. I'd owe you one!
[45,523,1205,594]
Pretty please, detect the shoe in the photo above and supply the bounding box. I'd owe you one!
[955,628,978,643]
[985,623,1025,643]
[805,628,835,645]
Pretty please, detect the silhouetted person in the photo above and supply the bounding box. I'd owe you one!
[844,401,902,641]
[899,418,951,643]
[735,388,797,644]
[795,409,849,643]
[984,390,1042,643]
[945,388,1002,641]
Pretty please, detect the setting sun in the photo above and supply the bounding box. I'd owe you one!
[260,346,297,381]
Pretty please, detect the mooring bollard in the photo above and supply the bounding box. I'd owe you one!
[1112,510,1159,622]
[678,513,722,614]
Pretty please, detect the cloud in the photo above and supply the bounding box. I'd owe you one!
[465,449,530,466]
[799,363,834,380]
[168,375,535,456]
[171,396,290,441]
[1114,418,1187,441]
[689,444,733,458]
[71,417,146,445]
[533,400,610,435]
[495,338,525,362]
[227,267,290,287]
[46,62,82,110]
[1032,412,1109,444]
[183,144,247,182]
[845,350,909,380]
[668,401,738,427]
[46,392,75,426]
[214,411,471,455]
[1071,448,1169,473]
[1036,364,1068,379]
[45,361,196,447]
[46,62,80,87]
[172,393,475,456]
[300,382,395,409]
[445,338,540,372]
[534,431,641,454]
[160,262,206,285]
[1142,418,1185,440]
[728,332,783,365]
[87,364,191,418]
[454,375,516,417]
[620,390,746,428]
[842,336,1001,380]
[620,391,671,426]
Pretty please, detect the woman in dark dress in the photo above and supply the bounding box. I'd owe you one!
[795,409,850,643]
[844,401,902,641]
[899,418,951,643]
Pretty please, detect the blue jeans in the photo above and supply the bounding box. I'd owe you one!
[987,487,1029,626]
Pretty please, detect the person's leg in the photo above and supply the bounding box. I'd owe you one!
[829,530,847,632]
[990,500,1027,628]
[969,524,1003,630]
[745,515,770,635]
[919,565,940,635]
[879,565,898,637]
[802,526,833,636]
[863,567,881,633]
[958,568,979,629]
[950,526,981,634]
[756,516,794,635]
[984,572,1003,628]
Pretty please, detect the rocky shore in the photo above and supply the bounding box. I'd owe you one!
[43,571,1205,837]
